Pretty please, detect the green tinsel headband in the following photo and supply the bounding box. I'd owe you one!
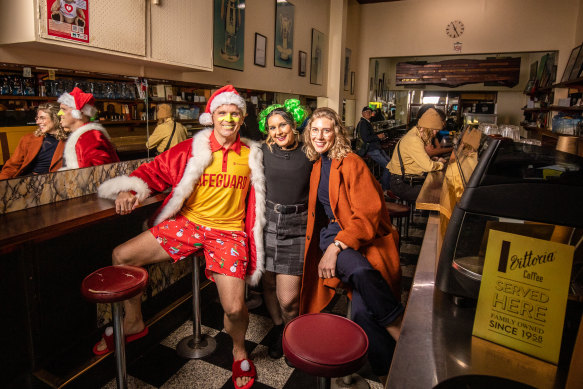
[258,99,308,134]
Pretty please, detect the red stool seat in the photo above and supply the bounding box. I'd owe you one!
[81,265,148,304]
[282,313,368,378]
[385,201,410,218]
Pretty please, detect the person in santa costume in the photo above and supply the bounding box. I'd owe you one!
[58,87,119,169]
[98,85,264,389]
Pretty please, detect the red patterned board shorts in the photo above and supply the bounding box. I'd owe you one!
[150,214,249,282]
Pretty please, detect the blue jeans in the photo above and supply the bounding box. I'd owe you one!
[367,148,391,190]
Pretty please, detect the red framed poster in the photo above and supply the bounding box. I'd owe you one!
[47,0,89,43]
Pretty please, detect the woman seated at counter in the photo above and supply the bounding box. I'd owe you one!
[0,102,67,180]
[387,108,447,203]
[300,107,404,383]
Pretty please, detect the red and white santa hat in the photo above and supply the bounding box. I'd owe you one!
[58,87,98,119]
[199,85,246,126]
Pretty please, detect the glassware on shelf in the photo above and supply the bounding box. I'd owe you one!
[478,123,499,136]
[499,124,520,141]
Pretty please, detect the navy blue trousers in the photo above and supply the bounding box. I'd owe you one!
[320,231,404,376]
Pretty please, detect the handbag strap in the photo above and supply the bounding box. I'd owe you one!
[396,140,406,179]
[163,120,177,152]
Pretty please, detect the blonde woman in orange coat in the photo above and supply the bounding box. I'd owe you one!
[0,102,67,180]
[300,107,403,382]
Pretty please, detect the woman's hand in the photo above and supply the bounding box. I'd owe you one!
[115,191,140,215]
[318,243,341,279]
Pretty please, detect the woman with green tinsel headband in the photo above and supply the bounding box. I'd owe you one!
[258,99,312,360]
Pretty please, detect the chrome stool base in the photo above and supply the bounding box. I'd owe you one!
[331,374,370,389]
[176,333,217,359]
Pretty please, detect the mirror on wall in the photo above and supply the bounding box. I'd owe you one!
[367,51,557,129]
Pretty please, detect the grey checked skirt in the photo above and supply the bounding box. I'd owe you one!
[263,202,308,276]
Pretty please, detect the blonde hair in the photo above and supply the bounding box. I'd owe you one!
[416,126,436,146]
[34,102,67,141]
[303,107,352,161]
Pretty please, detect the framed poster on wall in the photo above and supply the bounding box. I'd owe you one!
[310,29,325,85]
[344,48,351,91]
[569,43,583,81]
[47,0,89,43]
[213,0,245,71]
[254,33,266,67]
[299,51,307,76]
[275,0,294,69]
[561,44,581,83]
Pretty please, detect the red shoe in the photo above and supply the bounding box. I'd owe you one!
[92,326,149,356]
[232,358,256,389]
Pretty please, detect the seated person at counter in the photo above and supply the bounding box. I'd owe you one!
[98,85,265,389]
[0,102,67,179]
[58,87,119,169]
[387,108,447,203]
[146,103,188,155]
[300,107,404,383]
[357,106,391,191]
[411,104,452,158]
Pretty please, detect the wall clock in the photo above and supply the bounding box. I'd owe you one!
[446,20,464,38]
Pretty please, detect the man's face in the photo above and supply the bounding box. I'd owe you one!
[362,110,372,120]
[212,104,244,141]
[59,104,76,130]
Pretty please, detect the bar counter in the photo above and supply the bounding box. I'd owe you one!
[1,192,179,388]
[415,170,444,212]
[387,215,566,388]
[0,192,167,254]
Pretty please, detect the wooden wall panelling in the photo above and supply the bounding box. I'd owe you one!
[396,58,521,88]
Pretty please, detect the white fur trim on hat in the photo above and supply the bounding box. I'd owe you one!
[58,91,97,119]
[57,92,75,108]
[199,112,213,126]
[209,91,246,116]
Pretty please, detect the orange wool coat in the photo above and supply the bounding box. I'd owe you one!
[299,152,402,315]
[0,133,65,180]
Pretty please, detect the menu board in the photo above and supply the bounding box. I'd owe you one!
[473,230,574,364]
[47,0,89,43]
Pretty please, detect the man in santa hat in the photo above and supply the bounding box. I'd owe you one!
[98,85,264,389]
[58,87,119,169]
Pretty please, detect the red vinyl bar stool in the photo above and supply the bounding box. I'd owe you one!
[81,265,149,389]
[283,313,369,389]
[176,250,217,358]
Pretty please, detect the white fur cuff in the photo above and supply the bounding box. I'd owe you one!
[98,175,151,201]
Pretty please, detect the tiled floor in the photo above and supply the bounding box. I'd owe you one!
[90,213,428,389]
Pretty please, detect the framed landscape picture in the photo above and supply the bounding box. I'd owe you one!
[274,0,294,69]
[310,29,325,85]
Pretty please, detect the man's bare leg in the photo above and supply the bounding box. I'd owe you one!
[214,273,250,388]
[94,230,171,353]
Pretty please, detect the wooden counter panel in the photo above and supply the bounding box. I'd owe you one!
[0,193,167,254]
[415,170,444,211]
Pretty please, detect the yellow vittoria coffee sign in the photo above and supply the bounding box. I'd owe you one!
[473,230,574,364]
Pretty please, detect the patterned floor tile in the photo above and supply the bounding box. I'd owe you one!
[128,344,189,387]
[160,359,231,389]
[102,375,157,389]
[161,320,221,349]
[251,345,295,389]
